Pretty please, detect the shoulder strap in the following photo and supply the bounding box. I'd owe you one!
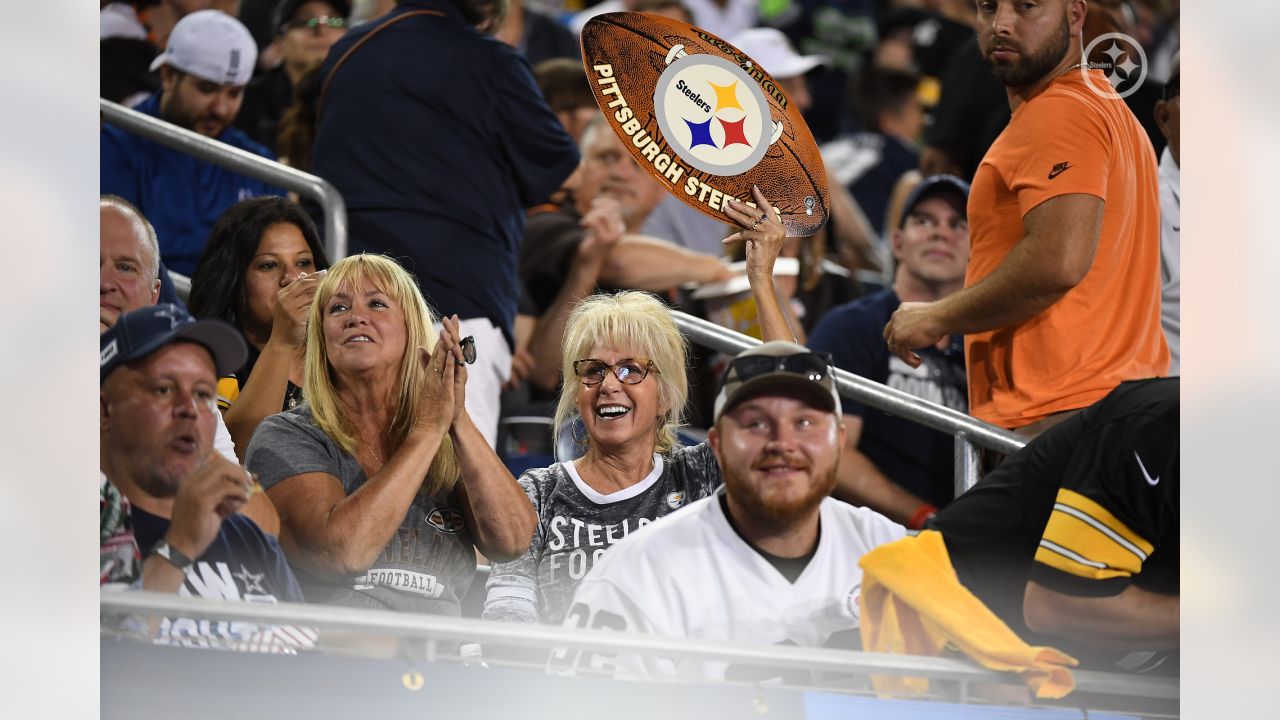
[318,9,446,116]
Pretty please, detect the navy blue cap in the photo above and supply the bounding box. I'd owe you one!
[101,304,247,385]
[900,174,970,229]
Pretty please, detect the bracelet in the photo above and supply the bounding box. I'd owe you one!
[907,503,939,531]
[151,539,195,572]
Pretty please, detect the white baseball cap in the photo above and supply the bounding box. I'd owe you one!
[149,10,258,87]
[729,28,831,80]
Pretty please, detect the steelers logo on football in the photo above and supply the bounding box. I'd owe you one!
[654,54,772,177]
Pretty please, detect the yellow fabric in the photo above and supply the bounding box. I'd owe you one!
[216,375,240,413]
[859,531,1078,699]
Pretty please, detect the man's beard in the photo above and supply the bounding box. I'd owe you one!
[160,99,227,138]
[983,16,1072,88]
[724,456,837,529]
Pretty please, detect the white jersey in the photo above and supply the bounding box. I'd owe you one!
[560,490,905,679]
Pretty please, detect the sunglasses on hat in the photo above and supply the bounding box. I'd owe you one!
[722,351,833,388]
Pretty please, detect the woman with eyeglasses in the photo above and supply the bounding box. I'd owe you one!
[236,0,350,153]
[244,254,536,614]
[484,188,798,625]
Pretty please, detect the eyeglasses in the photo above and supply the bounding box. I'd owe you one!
[572,358,656,386]
[724,351,833,387]
[281,15,347,34]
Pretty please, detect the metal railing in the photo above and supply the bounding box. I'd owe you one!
[100,99,349,261]
[669,311,1027,490]
[100,590,1178,708]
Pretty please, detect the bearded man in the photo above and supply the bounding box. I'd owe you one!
[883,0,1168,435]
[560,342,905,680]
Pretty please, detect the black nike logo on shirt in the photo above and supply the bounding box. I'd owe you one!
[1048,162,1072,179]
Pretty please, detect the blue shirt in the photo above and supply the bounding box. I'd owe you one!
[131,506,304,604]
[100,92,283,276]
[311,0,578,345]
[809,288,967,507]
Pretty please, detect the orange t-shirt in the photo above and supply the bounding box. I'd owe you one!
[965,69,1169,429]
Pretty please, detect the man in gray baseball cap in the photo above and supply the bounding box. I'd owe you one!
[148,8,259,137]
[561,341,903,679]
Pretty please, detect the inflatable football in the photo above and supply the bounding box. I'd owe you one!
[581,12,830,237]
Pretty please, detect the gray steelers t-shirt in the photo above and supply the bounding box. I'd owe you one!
[246,404,476,616]
[483,442,721,625]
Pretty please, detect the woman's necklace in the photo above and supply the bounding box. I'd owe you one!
[363,439,384,472]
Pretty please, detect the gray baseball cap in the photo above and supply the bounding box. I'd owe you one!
[713,341,841,422]
[149,10,258,86]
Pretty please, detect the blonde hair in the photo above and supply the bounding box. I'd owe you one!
[553,291,689,455]
[303,254,460,494]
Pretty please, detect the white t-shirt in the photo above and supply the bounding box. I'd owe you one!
[560,490,905,679]
[214,412,238,463]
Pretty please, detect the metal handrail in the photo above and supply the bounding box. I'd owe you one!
[99,98,349,261]
[100,591,1178,702]
[670,311,1026,457]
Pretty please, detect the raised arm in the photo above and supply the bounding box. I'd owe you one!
[142,452,252,593]
[438,315,537,561]
[223,271,322,456]
[725,185,798,343]
[255,342,458,579]
[885,193,1103,366]
[527,198,625,392]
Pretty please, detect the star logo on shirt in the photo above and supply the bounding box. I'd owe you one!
[233,564,266,594]
[152,305,185,330]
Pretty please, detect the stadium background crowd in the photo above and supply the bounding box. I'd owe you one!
[95,0,1184,696]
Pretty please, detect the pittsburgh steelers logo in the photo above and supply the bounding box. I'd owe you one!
[654,54,771,177]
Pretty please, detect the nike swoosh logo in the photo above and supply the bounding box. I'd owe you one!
[1135,452,1159,486]
[1048,162,1071,179]
[1171,225,1180,232]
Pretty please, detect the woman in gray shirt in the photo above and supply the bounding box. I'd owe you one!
[247,254,535,614]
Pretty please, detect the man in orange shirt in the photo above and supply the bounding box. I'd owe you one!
[883,0,1168,433]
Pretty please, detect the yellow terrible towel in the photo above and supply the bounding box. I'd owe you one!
[859,530,1078,699]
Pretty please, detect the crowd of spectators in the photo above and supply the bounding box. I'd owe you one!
[99,0,1181,684]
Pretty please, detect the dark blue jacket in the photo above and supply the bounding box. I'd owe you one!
[809,288,967,507]
[101,93,282,276]
[311,0,578,345]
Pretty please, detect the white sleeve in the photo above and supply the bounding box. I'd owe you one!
[213,412,239,463]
